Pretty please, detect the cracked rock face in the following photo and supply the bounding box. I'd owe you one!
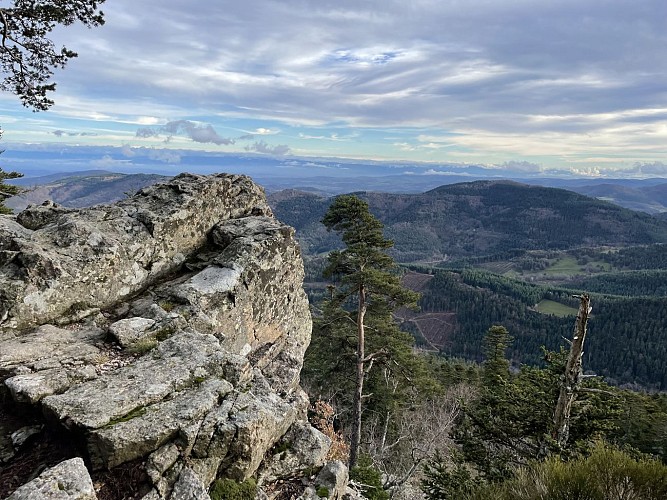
[0,174,330,499]
[0,173,270,331]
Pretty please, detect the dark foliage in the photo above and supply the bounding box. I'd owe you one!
[0,0,105,111]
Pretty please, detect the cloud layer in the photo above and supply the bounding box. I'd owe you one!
[0,0,665,174]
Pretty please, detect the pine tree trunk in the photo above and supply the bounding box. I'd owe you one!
[552,294,592,448]
[349,283,367,469]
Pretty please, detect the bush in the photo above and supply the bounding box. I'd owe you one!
[350,455,389,500]
[421,451,483,500]
[471,442,667,500]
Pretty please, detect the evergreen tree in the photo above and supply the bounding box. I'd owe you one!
[320,194,419,468]
[0,167,22,214]
[0,1,106,211]
[482,325,512,387]
[0,1,105,111]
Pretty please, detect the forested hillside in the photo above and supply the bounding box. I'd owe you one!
[402,268,667,390]
[571,181,667,213]
[270,180,667,264]
[272,182,667,391]
[302,193,667,499]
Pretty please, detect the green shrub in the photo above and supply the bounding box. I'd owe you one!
[471,442,667,500]
[209,478,257,500]
[422,452,483,500]
[316,486,330,497]
[158,300,176,312]
[350,455,389,500]
[154,324,176,341]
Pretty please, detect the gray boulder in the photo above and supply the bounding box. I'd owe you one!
[258,421,332,485]
[6,457,96,500]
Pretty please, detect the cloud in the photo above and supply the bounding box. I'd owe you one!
[633,162,667,176]
[252,128,279,135]
[59,0,666,131]
[135,127,159,138]
[420,169,476,176]
[53,130,97,137]
[244,140,290,155]
[496,161,544,173]
[162,120,234,145]
[10,0,667,172]
[136,120,234,145]
[121,144,135,157]
[147,148,182,164]
[90,155,133,169]
[299,133,354,142]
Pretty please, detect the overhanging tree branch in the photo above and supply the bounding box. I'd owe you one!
[0,1,105,111]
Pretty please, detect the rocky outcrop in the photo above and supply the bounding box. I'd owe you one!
[0,173,270,331]
[0,174,342,499]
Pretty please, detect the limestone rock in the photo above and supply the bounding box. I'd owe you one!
[0,325,104,402]
[0,173,270,331]
[10,425,43,449]
[15,201,74,231]
[258,422,332,485]
[42,332,238,430]
[165,215,311,392]
[146,443,180,486]
[0,324,104,372]
[0,174,316,498]
[310,461,349,500]
[170,468,211,500]
[6,457,96,499]
[108,317,156,347]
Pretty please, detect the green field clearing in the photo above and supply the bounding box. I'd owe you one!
[536,299,578,317]
[542,256,612,275]
[543,256,581,274]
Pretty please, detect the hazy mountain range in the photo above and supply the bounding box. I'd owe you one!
[7,163,667,216]
[4,145,667,212]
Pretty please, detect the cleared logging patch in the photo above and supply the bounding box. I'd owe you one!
[536,299,578,317]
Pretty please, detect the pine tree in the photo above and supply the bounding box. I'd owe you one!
[320,194,419,469]
[0,1,105,111]
[0,1,106,210]
[0,167,22,214]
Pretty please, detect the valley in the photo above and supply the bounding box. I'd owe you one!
[270,182,667,391]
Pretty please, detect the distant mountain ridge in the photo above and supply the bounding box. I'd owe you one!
[270,180,667,263]
[569,182,667,213]
[6,171,170,210]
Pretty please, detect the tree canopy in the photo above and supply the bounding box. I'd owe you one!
[0,0,105,111]
[0,1,105,213]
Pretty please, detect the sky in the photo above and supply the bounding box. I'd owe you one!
[1,0,667,178]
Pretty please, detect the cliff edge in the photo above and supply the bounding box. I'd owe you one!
[0,174,345,499]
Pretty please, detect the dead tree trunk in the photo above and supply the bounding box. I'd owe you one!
[552,294,592,449]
